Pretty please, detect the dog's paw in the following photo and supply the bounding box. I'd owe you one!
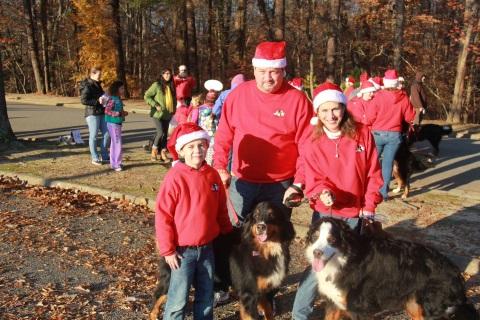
[392,187,402,194]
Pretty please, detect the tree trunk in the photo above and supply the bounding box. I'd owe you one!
[174,1,188,67]
[39,0,51,92]
[393,0,405,71]
[215,0,226,80]
[273,0,285,41]
[233,0,247,68]
[111,0,129,98]
[449,0,478,123]
[257,0,273,40]
[325,0,341,78]
[24,0,45,94]
[0,51,16,141]
[186,0,199,87]
[207,0,214,79]
[306,0,314,98]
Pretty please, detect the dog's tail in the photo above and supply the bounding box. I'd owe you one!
[441,125,453,136]
[450,302,479,320]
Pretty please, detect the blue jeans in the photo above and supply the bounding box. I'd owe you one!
[85,115,109,161]
[373,131,402,199]
[228,176,292,224]
[164,244,214,320]
[292,212,360,320]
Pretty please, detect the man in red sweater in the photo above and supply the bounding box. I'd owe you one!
[213,41,313,223]
[174,65,196,106]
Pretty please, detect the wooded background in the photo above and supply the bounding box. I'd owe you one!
[0,0,479,123]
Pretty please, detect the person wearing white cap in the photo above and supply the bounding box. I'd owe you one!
[213,41,313,223]
[366,69,415,200]
[292,82,383,320]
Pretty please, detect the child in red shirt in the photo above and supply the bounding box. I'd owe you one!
[155,123,232,320]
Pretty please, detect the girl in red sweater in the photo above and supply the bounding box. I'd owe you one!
[155,123,232,320]
[292,82,383,320]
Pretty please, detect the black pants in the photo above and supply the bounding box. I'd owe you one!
[152,118,170,149]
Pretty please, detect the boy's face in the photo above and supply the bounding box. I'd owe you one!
[178,139,208,169]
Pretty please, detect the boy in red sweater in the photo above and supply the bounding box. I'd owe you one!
[155,122,232,320]
[292,82,383,320]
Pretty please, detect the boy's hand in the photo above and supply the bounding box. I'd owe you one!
[217,169,231,187]
[165,252,181,270]
[319,189,334,207]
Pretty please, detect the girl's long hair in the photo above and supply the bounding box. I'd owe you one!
[313,105,358,139]
[157,68,176,96]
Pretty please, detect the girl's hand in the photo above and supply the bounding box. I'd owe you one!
[319,189,334,207]
[165,252,182,270]
[123,111,129,116]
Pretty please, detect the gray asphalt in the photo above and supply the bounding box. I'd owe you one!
[6,102,480,199]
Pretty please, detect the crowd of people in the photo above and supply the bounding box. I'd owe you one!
[79,40,429,319]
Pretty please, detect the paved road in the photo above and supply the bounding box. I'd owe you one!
[7,102,155,149]
[7,102,480,199]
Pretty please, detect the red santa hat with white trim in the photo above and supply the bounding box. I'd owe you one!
[167,123,211,166]
[252,41,287,69]
[383,69,399,88]
[310,82,347,126]
[359,80,377,95]
[288,77,303,90]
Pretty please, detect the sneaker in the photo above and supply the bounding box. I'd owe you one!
[113,167,123,172]
[213,290,230,307]
[91,160,102,166]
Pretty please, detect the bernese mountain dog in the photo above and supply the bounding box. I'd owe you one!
[305,217,478,320]
[230,201,295,320]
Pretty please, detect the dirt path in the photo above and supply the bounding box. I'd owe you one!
[1,177,478,319]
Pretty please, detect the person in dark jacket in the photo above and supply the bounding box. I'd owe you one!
[80,66,110,165]
[410,72,427,125]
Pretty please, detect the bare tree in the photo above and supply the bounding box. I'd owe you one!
[325,0,341,78]
[233,0,247,68]
[393,0,405,71]
[111,0,129,97]
[39,0,51,92]
[186,0,199,84]
[23,0,45,94]
[273,0,285,41]
[0,50,15,141]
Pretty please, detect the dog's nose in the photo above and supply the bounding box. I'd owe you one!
[256,223,267,233]
[313,248,323,259]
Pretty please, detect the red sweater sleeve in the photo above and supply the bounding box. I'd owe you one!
[362,131,384,212]
[213,95,234,170]
[155,174,179,256]
[293,102,314,186]
[403,99,416,124]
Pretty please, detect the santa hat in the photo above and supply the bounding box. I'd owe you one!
[383,69,399,88]
[359,80,377,95]
[167,123,211,166]
[288,77,303,90]
[252,41,287,69]
[310,82,347,125]
[369,76,383,89]
[345,76,355,85]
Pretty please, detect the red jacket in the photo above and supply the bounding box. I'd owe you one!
[155,162,232,256]
[213,80,313,183]
[347,97,371,125]
[174,76,196,100]
[303,125,383,217]
[367,89,416,132]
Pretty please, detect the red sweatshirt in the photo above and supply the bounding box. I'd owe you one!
[155,162,232,256]
[213,80,313,183]
[304,125,383,217]
[174,76,196,100]
[367,89,416,132]
[347,97,371,125]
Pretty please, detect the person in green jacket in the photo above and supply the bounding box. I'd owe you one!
[144,68,177,162]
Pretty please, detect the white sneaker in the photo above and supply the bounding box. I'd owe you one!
[213,290,230,306]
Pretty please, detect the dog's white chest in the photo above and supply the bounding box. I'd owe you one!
[262,243,286,289]
[315,256,347,310]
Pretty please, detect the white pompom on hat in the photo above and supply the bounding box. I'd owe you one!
[310,82,347,126]
[252,41,287,69]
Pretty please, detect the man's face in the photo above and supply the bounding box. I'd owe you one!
[254,67,284,93]
[178,66,188,78]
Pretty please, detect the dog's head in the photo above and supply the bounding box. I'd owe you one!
[305,217,358,272]
[244,201,295,244]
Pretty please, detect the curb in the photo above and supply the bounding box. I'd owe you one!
[1,170,478,276]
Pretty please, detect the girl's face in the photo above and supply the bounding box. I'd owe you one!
[162,70,172,81]
[178,139,207,169]
[191,98,200,107]
[118,86,125,97]
[317,101,344,132]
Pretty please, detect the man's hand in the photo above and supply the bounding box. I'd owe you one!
[217,169,231,187]
[283,185,304,208]
[165,252,182,270]
[319,189,334,207]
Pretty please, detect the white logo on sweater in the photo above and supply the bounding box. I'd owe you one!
[211,183,219,192]
[273,109,285,117]
[356,144,365,153]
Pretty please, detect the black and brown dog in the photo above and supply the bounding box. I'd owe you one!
[230,201,295,320]
[305,217,478,320]
[392,124,452,198]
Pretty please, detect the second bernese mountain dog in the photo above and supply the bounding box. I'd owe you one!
[230,201,295,320]
[305,217,478,320]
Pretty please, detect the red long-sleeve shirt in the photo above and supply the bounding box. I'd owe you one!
[367,89,416,132]
[347,97,371,125]
[174,76,196,100]
[213,80,313,184]
[303,125,383,217]
[155,162,232,256]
